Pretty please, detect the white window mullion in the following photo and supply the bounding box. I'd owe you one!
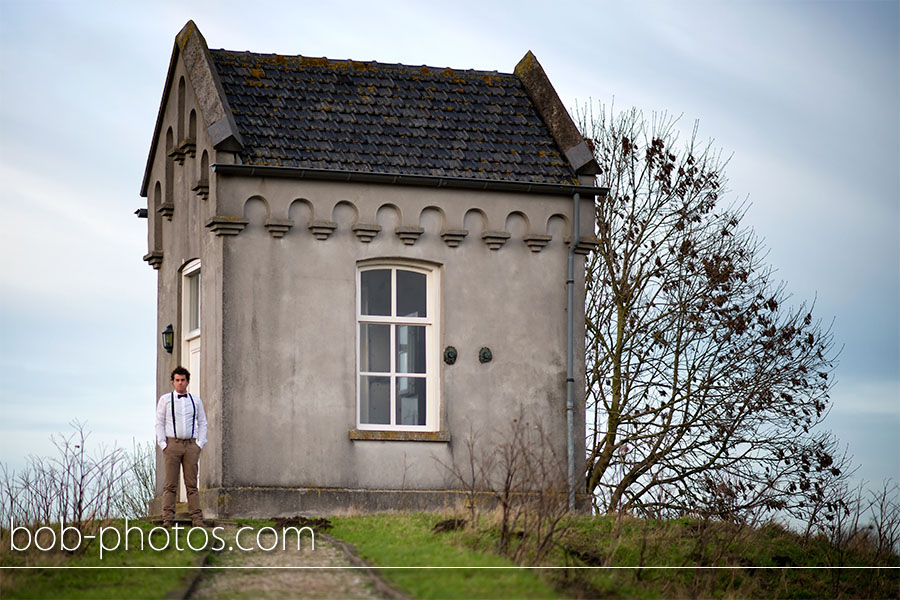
[389,322,396,426]
[389,267,397,426]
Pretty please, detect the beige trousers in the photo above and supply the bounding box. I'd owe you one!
[162,437,202,522]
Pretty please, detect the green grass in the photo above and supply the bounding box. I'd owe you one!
[1,520,205,599]
[544,514,900,599]
[329,512,561,599]
[3,513,897,599]
[331,512,899,599]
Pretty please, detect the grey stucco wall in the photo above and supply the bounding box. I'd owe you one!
[215,177,589,494]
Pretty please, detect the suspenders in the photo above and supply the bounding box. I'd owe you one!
[170,392,196,439]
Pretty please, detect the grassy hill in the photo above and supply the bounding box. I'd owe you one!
[331,512,899,599]
[2,512,897,599]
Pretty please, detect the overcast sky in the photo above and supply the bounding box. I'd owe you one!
[1,0,897,493]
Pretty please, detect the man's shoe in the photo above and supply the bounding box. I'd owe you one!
[192,520,205,528]
[162,521,174,528]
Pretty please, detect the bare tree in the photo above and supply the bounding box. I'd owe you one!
[580,105,845,518]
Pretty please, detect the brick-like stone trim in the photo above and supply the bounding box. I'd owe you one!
[523,233,552,252]
[191,181,209,200]
[481,230,511,250]
[143,251,164,270]
[167,146,186,165]
[440,228,468,248]
[566,235,600,255]
[157,202,175,221]
[265,218,293,238]
[206,215,249,236]
[309,220,337,240]
[178,137,196,158]
[352,223,382,243]
[395,225,424,246]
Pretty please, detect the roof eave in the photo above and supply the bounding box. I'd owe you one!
[212,163,608,197]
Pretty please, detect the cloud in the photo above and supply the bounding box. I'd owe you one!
[0,162,153,308]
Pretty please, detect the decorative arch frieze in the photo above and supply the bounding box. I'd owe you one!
[195,192,585,254]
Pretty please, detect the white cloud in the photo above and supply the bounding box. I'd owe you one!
[0,162,152,307]
[830,378,900,417]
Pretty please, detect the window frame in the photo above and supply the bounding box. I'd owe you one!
[356,259,440,432]
[182,259,201,342]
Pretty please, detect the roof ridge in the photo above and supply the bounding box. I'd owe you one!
[209,48,513,78]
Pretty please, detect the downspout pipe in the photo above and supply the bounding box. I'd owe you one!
[566,192,581,512]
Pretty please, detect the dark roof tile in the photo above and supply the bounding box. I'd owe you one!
[209,50,577,184]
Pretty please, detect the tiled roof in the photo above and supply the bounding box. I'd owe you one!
[209,50,579,185]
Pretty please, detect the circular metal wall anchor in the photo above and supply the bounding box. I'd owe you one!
[443,346,458,365]
[479,347,493,364]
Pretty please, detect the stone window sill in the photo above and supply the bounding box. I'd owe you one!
[348,429,450,442]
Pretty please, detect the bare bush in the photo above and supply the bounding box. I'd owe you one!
[815,479,900,568]
[113,439,157,520]
[868,480,900,561]
[439,412,571,565]
[0,422,155,546]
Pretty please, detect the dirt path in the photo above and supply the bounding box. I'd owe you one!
[186,524,394,599]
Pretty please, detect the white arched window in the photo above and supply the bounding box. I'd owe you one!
[357,260,440,431]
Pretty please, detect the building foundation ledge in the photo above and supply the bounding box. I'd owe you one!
[191,486,492,519]
[149,486,592,519]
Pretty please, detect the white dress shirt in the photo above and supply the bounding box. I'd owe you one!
[156,391,208,450]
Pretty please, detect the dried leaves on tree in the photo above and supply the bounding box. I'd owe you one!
[581,106,845,519]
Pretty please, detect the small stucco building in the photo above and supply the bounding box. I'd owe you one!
[140,21,603,518]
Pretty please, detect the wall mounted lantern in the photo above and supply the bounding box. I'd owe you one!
[162,324,174,354]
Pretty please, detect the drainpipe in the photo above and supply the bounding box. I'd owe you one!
[566,192,581,512]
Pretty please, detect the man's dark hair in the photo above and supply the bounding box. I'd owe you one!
[170,366,191,382]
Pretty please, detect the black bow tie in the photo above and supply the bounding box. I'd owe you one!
[178,394,188,398]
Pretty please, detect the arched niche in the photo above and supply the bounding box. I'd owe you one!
[243,196,270,228]
[332,201,359,228]
[189,109,197,142]
[547,214,569,242]
[418,206,445,235]
[505,211,529,238]
[463,208,487,235]
[164,128,174,216]
[177,77,186,142]
[289,199,314,229]
[376,204,401,230]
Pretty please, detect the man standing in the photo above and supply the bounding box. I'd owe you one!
[156,366,208,527]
